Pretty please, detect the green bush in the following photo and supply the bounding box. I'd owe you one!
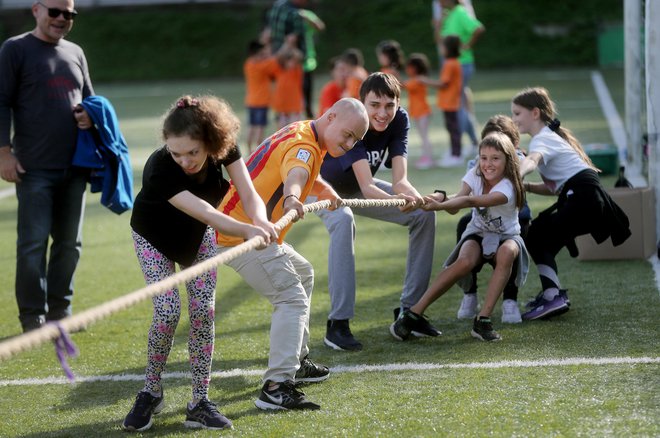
[0,0,622,81]
[69,4,265,81]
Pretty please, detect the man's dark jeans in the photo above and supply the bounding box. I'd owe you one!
[15,168,87,330]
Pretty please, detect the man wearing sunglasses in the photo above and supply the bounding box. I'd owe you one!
[0,0,95,332]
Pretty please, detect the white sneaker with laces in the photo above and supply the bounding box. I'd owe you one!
[501,299,522,324]
[457,294,479,319]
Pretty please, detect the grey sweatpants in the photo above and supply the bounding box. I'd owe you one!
[311,179,436,320]
[217,242,312,383]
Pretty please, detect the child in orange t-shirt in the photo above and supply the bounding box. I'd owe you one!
[403,53,434,170]
[243,40,279,153]
[272,47,304,129]
[341,48,369,99]
[423,35,463,167]
[317,56,348,117]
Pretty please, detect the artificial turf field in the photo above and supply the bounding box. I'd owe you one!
[0,68,658,437]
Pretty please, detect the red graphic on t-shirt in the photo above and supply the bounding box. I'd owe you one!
[47,76,76,100]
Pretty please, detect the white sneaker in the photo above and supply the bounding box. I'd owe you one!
[457,294,479,319]
[438,154,464,168]
[501,299,522,324]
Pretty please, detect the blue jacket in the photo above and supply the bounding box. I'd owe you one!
[73,95,134,214]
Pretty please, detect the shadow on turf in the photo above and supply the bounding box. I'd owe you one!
[41,374,279,435]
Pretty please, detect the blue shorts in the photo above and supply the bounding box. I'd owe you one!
[247,107,269,126]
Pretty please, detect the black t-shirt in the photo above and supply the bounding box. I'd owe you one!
[130,146,241,266]
[0,32,94,170]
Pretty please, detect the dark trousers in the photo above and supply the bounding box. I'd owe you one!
[443,111,461,156]
[526,193,594,291]
[15,168,87,328]
[303,71,314,119]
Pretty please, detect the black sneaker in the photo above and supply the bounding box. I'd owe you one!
[471,317,502,342]
[183,399,233,430]
[324,319,363,351]
[392,308,441,338]
[20,315,45,333]
[255,380,321,410]
[122,390,165,432]
[390,310,415,341]
[295,355,330,384]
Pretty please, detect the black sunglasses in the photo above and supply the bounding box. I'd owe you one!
[37,2,78,20]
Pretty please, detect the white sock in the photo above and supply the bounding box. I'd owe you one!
[543,288,559,301]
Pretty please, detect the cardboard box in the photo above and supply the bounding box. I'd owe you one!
[576,186,656,260]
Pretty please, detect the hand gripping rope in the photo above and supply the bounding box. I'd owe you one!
[0,198,408,377]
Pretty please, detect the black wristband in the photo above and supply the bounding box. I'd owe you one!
[434,189,447,200]
[283,194,299,203]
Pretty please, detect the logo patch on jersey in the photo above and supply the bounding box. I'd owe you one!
[296,149,311,163]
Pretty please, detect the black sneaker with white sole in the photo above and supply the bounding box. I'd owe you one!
[184,399,233,430]
[295,355,330,384]
[393,308,441,338]
[324,319,363,351]
[471,317,502,342]
[122,390,165,432]
[255,380,320,410]
[390,311,413,341]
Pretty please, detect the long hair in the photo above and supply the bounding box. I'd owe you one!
[477,133,525,209]
[162,95,240,162]
[512,87,597,170]
[481,114,520,149]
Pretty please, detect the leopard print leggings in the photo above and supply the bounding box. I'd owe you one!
[132,228,217,400]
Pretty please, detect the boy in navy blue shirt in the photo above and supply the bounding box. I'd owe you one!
[313,72,441,351]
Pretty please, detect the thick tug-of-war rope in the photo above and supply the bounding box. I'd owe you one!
[0,198,408,363]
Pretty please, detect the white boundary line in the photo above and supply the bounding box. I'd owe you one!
[1,356,658,387]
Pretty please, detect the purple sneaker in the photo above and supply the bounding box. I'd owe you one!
[525,289,570,310]
[522,294,570,320]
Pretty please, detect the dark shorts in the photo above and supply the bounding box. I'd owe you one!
[248,107,269,126]
[462,233,517,272]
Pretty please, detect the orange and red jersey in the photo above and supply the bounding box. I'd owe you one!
[243,57,279,107]
[217,120,324,247]
[437,58,462,111]
[272,64,303,114]
[403,77,431,119]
